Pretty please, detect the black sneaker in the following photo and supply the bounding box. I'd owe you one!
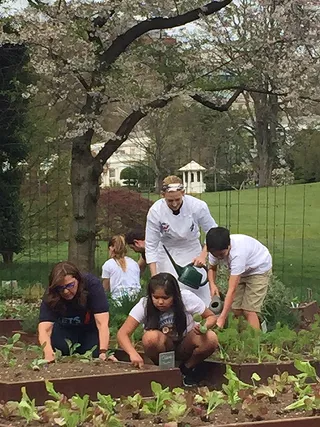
[180,363,200,387]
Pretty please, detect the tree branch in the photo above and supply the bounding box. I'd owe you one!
[191,88,242,112]
[99,0,233,69]
[95,96,175,165]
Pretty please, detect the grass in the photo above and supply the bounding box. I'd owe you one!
[0,182,319,301]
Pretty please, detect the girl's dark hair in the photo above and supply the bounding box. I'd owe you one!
[43,261,88,314]
[145,273,187,338]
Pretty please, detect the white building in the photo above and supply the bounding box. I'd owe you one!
[91,134,150,187]
[179,160,206,194]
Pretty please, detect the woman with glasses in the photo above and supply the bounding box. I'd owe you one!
[38,261,114,362]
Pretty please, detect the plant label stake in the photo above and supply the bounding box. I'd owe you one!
[159,351,175,370]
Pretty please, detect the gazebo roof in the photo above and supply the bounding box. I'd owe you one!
[178,160,206,172]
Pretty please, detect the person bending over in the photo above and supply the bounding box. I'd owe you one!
[125,227,147,275]
[206,227,272,330]
[117,272,218,386]
[38,261,114,362]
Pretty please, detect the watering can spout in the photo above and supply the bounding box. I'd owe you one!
[163,245,208,290]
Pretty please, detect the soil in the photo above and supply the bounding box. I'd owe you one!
[0,348,156,383]
[0,393,313,426]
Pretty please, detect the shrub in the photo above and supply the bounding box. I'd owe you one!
[97,188,153,239]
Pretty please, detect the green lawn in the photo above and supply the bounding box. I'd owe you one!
[1,182,319,300]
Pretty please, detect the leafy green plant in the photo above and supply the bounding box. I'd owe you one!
[21,309,40,334]
[29,357,48,371]
[123,392,143,418]
[167,400,188,423]
[142,381,172,416]
[0,333,20,366]
[0,401,18,419]
[193,314,208,334]
[222,365,250,413]
[195,388,225,422]
[65,339,81,356]
[18,387,40,424]
[92,393,121,427]
[242,395,269,421]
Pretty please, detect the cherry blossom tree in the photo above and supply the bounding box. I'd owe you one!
[2,0,239,270]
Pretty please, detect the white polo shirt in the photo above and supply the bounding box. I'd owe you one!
[209,234,272,276]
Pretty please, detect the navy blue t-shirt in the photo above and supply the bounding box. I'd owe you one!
[39,273,109,328]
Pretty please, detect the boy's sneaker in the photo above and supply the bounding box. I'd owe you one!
[180,363,200,387]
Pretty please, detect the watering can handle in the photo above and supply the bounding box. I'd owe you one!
[187,263,208,287]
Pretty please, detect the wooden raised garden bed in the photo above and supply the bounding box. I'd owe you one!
[0,348,182,404]
[198,359,320,387]
[0,319,22,335]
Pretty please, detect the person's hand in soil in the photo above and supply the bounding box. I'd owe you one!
[107,354,118,362]
[130,352,144,368]
[99,352,107,361]
[44,350,55,363]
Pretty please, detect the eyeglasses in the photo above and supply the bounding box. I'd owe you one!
[56,281,76,293]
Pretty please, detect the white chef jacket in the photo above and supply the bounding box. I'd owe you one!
[145,195,218,306]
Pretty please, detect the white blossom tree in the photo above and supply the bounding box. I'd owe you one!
[188,0,320,186]
[2,0,243,270]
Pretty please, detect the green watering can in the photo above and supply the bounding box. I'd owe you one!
[163,245,208,289]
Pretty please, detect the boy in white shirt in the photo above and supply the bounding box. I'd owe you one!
[206,227,272,330]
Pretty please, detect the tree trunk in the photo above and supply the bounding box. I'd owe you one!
[1,251,13,264]
[68,130,102,272]
[252,91,279,187]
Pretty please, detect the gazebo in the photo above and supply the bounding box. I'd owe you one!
[179,160,206,194]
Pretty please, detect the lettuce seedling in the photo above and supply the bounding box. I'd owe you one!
[124,392,143,419]
[193,314,207,334]
[143,381,172,416]
[222,365,251,413]
[242,395,269,421]
[18,387,40,424]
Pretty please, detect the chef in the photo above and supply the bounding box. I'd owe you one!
[145,175,218,306]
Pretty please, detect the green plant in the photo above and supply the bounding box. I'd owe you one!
[93,393,121,427]
[0,333,20,366]
[0,401,18,419]
[65,339,81,356]
[193,314,208,334]
[142,381,172,416]
[21,309,40,334]
[222,365,250,413]
[123,392,143,418]
[167,400,188,423]
[23,283,44,302]
[29,357,48,371]
[18,387,40,424]
[242,395,269,421]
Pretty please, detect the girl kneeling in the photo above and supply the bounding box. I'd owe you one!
[117,273,218,386]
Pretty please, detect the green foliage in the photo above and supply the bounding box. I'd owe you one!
[21,308,39,334]
[142,381,172,415]
[108,292,143,343]
[214,315,320,363]
[18,387,40,424]
[222,365,250,410]
[0,44,30,263]
[0,333,20,366]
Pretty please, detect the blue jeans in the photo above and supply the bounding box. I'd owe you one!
[51,323,99,357]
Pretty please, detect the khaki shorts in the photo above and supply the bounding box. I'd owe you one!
[232,269,271,313]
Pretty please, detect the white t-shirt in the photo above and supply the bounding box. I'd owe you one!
[101,257,141,300]
[129,289,206,339]
[208,234,272,276]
